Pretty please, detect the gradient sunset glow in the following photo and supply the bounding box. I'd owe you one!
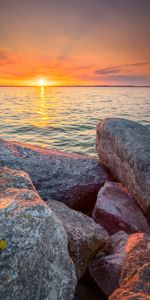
[0,0,150,86]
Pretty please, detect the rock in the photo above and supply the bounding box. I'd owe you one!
[92,181,150,234]
[46,199,109,279]
[0,166,35,192]
[89,231,129,297]
[109,233,150,300]
[0,167,76,300]
[0,139,109,213]
[96,118,150,221]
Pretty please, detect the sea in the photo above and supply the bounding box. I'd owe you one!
[0,86,150,156]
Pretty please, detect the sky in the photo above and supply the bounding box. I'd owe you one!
[0,0,150,86]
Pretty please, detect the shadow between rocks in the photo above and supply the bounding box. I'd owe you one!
[74,269,107,300]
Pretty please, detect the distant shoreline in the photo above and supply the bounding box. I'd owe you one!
[0,85,150,88]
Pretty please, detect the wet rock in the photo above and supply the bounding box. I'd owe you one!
[0,167,76,300]
[46,199,108,279]
[0,139,109,213]
[89,231,129,297]
[109,233,150,300]
[92,181,150,234]
[96,118,150,221]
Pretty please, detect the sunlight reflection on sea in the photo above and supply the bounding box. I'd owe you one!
[0,87,150,156]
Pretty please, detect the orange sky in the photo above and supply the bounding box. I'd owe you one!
[0,0,150,86]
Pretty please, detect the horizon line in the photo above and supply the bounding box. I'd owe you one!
[0,85,150,88]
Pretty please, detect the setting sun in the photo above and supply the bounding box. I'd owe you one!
[0,1,150,299]
[39,78,45,86]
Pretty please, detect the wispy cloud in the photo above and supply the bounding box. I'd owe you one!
[94,61,150,76]
[125,61,150,67]
[95,66,121,75]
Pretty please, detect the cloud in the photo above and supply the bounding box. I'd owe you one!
[94,61,150,76]
[95,66,121,75]
[105,74,150,86]
[125,61,150,67]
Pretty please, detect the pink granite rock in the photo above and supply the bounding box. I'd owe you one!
[109,233,150,300]
[0,139,109,213]
[0,167,77,300]
[92,181,150,234]
[89,231,129,297]
[96,118,150,222]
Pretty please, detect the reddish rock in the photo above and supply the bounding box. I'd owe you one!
[92,181,150,234]
[0,139,109,213]
[96,118,150,222]
[109,233,150,300]
[89,231,129,297]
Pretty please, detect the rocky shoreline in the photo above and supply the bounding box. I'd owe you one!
[0,118,150,300]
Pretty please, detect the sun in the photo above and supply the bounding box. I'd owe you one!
[39,78,45,86]
[37,77,56,86]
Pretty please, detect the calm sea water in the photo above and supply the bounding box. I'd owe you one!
[0,87,150,156]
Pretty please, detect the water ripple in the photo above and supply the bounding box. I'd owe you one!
[0,86,150,156]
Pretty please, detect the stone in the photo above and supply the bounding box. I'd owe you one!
[0,166,35,192]
[109,233,150,300]
[89,231,129,297]
[46,199,109,280]
[96,118,150,221]
[0,167,76,300]
[0,139,109,213]
[92,181,150,234]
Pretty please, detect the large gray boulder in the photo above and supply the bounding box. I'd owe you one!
[109,233,150,300]
[96,118,150,221]
[89,231,129,297]
[46,199,108,280]
[0,139,109,213]
[92,182,150,234]
[0,167,76,300]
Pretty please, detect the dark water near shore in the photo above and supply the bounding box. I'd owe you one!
[0,87,150,156]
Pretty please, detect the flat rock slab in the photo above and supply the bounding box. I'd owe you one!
[47,199,108,279]
[96,118,150,221]
[92,181,150,234]
[109,233,150,300]
[0,139,109,213]
[89,231,129,297]
[0,167,76,300]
